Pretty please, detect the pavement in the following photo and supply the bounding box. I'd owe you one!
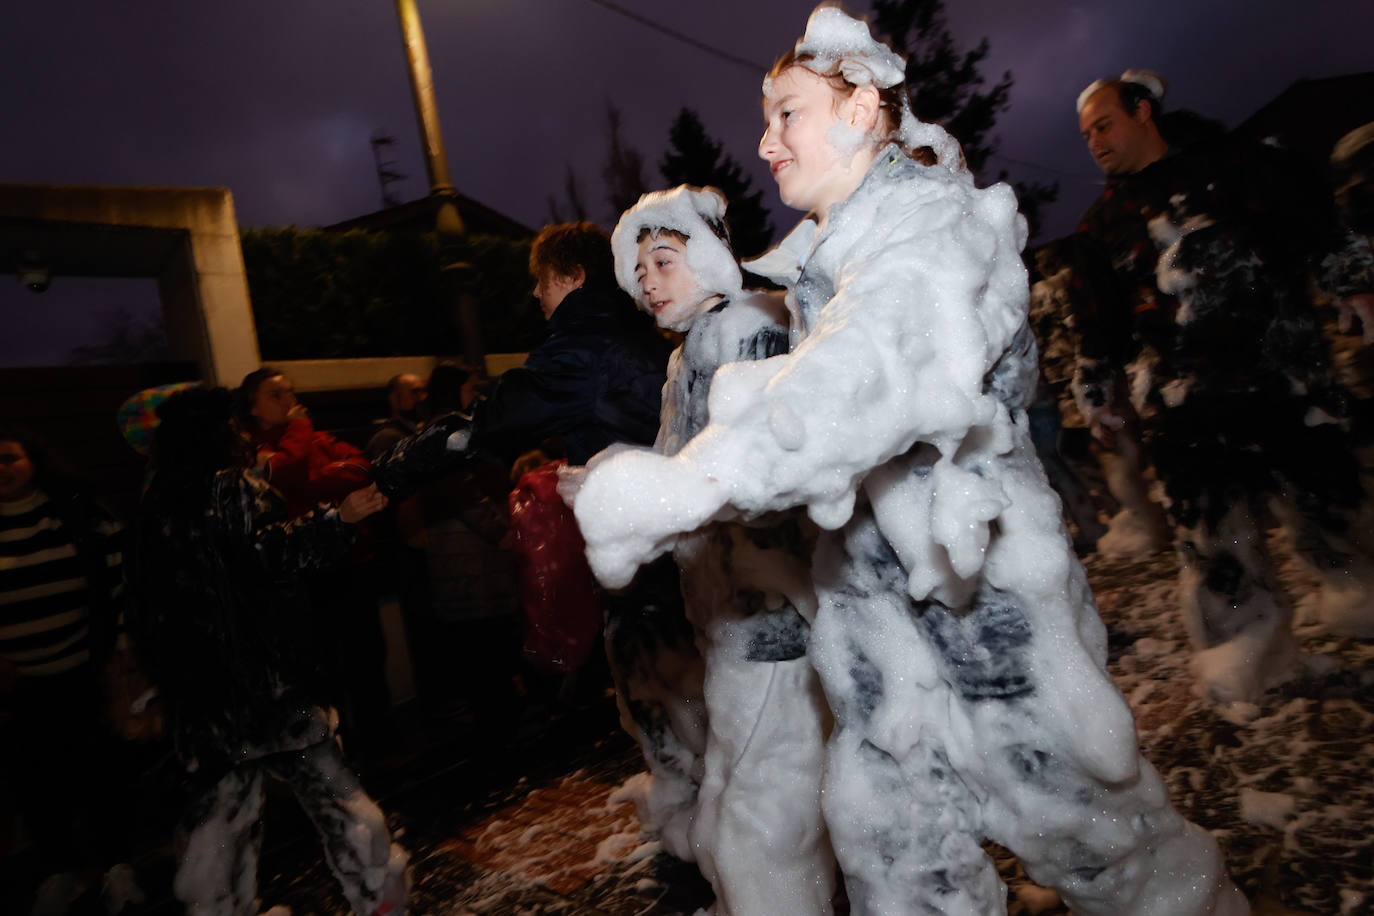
[1,690,721,916]
[257,699,720,916]
[5,540,1371,914]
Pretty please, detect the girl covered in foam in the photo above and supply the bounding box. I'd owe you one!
[609,185,835,914]
[566,6,1247,916]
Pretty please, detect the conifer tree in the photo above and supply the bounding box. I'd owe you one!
[659,108,775,258]
[603,103,649,221]
[546,164,589,225]
[871,0,1057,239]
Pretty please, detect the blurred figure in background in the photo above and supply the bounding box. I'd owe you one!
[409,361,521,738]
[1325,122,1374,432]
[237,367,372,516]
[237,367,396,760]
[128,386,406,916]
[0,424,140,916]
[1073,71,1374,701]
[366,373,428,461]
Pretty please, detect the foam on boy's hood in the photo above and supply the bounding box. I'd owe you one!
[611,186,744,319]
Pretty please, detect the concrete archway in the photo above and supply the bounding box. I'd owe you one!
[0,184,260,384]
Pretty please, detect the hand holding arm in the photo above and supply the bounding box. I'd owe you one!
[338,484,388,524]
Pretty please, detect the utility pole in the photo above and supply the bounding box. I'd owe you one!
[393,0,484,368]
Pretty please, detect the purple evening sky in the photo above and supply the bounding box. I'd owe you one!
[1,0,1371,364]
[5,0,1372,235]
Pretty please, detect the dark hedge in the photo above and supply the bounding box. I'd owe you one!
[241,227,544,359]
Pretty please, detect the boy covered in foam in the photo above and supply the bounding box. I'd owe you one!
[606,186,835,914]
[568,7,1247,916]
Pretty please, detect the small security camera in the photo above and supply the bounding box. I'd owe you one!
[18,266,50,293]
[17,251,50,293]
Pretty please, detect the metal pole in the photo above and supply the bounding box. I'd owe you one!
[394,0,454,197]
[392,0,484,365]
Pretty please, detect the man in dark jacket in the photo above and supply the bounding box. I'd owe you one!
[475,221,670,465]
[1069,72,1374,703]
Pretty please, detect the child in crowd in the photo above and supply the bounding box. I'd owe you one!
[129,387,407,916]
[569,7,1246,915]
[604,186,835,914]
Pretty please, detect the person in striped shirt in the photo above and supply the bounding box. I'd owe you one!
[0,424,132,915]
[0,431,122,678]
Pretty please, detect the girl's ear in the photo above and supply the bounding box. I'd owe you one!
[849,84,882,133]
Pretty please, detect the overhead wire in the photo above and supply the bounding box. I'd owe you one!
[578,0,768,73]
[579,0,1092,188]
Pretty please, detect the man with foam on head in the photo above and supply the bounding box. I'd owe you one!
[606,185,835,914]
[1073,72,1374,702]
[567,6,1247,914]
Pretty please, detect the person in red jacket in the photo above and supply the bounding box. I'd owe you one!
[237,368,371,519]
[237,367,395,761]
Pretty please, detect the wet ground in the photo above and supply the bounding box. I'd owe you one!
[255,702,719,916]
[4,542,1372,915]
[1,689,720,916]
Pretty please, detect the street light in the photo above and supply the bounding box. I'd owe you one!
[393,0,484,366]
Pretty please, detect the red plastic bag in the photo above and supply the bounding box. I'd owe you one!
[507,460,603,673]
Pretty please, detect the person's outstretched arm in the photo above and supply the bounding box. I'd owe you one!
[568,180,1031,589]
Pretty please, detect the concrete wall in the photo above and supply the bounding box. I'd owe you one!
[0,185,260,385]
[277,352,527,392]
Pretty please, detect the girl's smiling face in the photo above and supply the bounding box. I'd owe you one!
[635,233,713,332]
[759,66,870,217]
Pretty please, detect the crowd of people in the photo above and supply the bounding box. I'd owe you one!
[0,214,675,916]
[3,3,1372,915]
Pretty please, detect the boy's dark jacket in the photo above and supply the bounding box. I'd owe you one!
[474,285,670,465]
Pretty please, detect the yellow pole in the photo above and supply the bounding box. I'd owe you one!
[393,0,483,364]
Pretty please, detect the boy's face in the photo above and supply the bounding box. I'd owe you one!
[635,234,711,332]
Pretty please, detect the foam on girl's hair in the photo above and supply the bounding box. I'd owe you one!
[610,185,745,306]
[774,5,965,171]
[792,5,906,89]
[1076,69,1168,114]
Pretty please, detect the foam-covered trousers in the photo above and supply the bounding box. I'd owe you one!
[808,456,1248,916]
[173,737,408,916]
[679,523,835,916]
[603,556,708,862]
[1146,386,1374,701]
